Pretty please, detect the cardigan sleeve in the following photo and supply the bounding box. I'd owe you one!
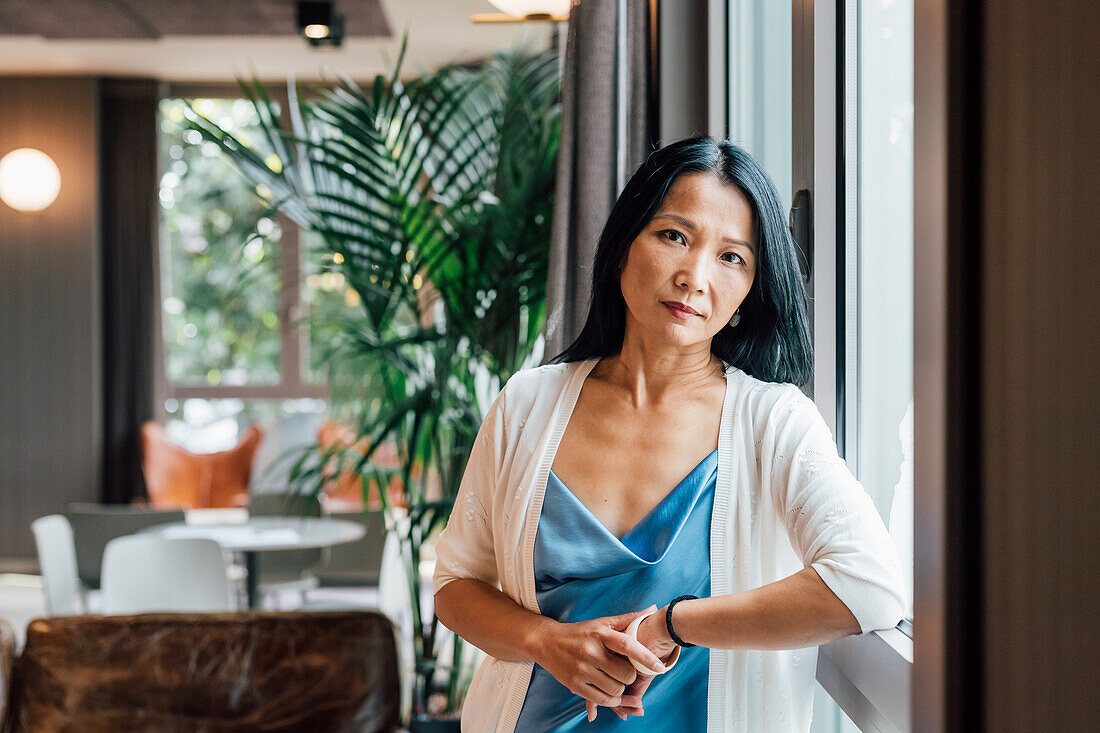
[765,385,908,634]
[432,387,507,594]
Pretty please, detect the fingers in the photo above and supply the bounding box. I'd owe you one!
[624,675,655,699]
[544,612,666,721]
[588,668,628,699]
[581,682,623,708]
[588,700,643,723]
[602,629,667,674]
[602,604,659,631]
[612,676,654,717]
[599,657,638,686]
[589,685,648,721]
[610,695,646,721]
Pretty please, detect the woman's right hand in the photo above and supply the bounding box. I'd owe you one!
[532,607,667,714]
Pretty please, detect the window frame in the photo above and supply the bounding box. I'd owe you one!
[152,82,329,418]
[662,0,920,726]
[805,1,914,731]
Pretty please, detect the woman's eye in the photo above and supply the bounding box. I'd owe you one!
[721,252,745,265]
[660,229,686,244]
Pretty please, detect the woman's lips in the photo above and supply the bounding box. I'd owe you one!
[662,301,700,319]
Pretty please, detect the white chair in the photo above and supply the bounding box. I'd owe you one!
[100,535,234,614]
[378,522,414,720]
[30,515,84,615]
[65,503,187,590]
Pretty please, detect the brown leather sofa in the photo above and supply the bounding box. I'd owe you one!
[0,611,399,732]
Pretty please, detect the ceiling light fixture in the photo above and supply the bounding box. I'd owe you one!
[0,148,61,213]
[472,0,571,23]
[297,1,345,47]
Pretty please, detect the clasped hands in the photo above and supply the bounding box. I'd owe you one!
[533,604,680,722]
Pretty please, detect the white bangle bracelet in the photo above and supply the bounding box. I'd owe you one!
[624,610,680,675]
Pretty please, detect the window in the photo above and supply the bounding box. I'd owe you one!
[816,0,915,730]
[721,0,915,730]
[727,0,793,212]
[158,98,285,389]
[841,0,915,624]
[300,230,365,385]
[155,92,336,470]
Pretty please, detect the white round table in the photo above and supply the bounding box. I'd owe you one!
[143,517,367,608]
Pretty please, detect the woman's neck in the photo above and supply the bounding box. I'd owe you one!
[596,338,724,409]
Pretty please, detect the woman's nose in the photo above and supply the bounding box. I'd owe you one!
[676,252,710,292]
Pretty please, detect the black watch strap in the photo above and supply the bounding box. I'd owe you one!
[665,594,697,648]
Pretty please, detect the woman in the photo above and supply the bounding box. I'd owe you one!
[433,137,906,732]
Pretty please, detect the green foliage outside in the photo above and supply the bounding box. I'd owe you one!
[159,99,282,386]
[160,99,365,390]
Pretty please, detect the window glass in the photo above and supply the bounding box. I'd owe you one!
[812,681,862,733]
[844,0,915,620]
[163,397,327,490]
[728,0,792,209]
[300,231,364,384]
[158,98,283,387]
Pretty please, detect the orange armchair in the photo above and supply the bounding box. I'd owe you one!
[140,421,263,509]
[316,421,405,511]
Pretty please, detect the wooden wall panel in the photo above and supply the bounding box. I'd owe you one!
[982,1,1100,728]
[0,77,101,558]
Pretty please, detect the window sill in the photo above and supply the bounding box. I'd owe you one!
[817,624,912,732]
[167,384,330,400]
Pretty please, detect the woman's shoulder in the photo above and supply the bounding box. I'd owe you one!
[722,365,818,433]
[723,364,806,405]
[495,358,589,435]
[502,360,583,396]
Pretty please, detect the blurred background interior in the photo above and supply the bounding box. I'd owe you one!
[1,0,1097,731]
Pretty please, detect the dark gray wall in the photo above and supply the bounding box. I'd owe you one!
[0,77,102,558]
[981,0,1100,728]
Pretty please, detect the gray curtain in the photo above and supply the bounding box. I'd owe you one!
[544,0,655,360]
[100,78,158,503]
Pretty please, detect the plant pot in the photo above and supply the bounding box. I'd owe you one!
[408,714,461,733]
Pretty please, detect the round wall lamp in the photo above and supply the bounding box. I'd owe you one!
[0,148,62,212]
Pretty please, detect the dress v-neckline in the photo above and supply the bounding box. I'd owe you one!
[548,447,719,543]
[542,357,730,541]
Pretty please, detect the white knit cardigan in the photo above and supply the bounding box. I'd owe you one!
[433,358,906,732]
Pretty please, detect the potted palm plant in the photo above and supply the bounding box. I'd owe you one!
[187,41,561,728]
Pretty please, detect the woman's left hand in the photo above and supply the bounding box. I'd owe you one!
[636,605,680,660]
[603,606,680,720]
[604,672,655,720]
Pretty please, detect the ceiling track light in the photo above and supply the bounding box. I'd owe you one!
[297,1,345,47]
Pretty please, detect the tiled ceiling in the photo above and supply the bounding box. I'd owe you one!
[0,0,389,39]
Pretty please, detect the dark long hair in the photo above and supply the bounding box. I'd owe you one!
[550,136,813,386]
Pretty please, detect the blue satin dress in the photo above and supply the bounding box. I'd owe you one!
[514,449,717,731]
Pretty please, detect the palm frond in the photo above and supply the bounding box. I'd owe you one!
[185,42,560,717]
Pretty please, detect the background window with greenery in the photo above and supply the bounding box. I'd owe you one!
[157,95,330,464]
[160,98,287,388]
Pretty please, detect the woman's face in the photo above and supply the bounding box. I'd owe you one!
[619,171,758,350]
